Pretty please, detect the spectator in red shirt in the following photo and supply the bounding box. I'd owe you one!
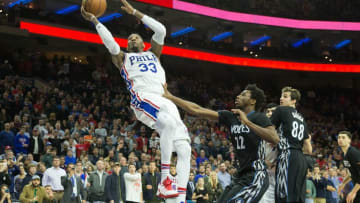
[316,154,326,168]
[136,131,148,151]
[75,137,91,158]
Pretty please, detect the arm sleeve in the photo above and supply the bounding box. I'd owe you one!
[61,176,67,188]
[95,23,121,55]
[124,173,139,181]
[141,15,166,45]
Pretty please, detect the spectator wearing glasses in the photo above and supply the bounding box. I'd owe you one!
[61,163,87,203]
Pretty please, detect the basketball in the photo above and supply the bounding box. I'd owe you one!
[84,0,107,17]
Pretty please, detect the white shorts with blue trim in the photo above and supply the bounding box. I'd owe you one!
[130,92,190,142]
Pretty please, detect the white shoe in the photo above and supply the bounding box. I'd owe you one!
[156,176,179,199]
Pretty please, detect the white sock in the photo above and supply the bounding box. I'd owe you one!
[174,139,191,202]
[161,163,170,182]
[177,187,187,203]
[156,111,175,183]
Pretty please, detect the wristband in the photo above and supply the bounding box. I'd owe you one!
[132,9,137,15]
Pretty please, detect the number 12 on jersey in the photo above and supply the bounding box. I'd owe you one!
[234,135,246,150]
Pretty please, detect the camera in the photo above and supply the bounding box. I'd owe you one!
[5,189,9,193]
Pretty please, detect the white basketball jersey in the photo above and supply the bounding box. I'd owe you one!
[121,51,166,95]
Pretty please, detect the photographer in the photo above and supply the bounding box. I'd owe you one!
[61,163,87,203]
[0,184,11,203]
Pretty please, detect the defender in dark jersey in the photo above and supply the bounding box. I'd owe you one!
[270,87,312,203]
[163,84,279,203]
[337,131,360,203]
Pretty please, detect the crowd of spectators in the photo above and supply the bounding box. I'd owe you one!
[0,45,359,203]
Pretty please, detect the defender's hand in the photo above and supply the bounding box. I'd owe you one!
[231,109,249,125]
[120,0,135,15]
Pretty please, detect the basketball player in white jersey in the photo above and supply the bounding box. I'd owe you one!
[259,103,278,203]
[81,0,191,201]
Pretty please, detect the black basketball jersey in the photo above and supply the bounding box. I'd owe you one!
[270,106,309,150]
[218,110,272,174]
[343,146,360,184]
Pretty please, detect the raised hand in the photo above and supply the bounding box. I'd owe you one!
[120,0,135,15]
[81,0,96,22]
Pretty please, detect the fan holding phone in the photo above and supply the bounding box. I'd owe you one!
[0,184,11,203]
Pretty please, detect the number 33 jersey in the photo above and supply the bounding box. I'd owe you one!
[270,106,309,151]
[218,110,272,174]
[121,51,166,95]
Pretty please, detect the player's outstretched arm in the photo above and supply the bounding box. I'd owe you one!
[231,109,279,145]
[81,1,124,70]
[120,0,166,58]
[163,84,218,120]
